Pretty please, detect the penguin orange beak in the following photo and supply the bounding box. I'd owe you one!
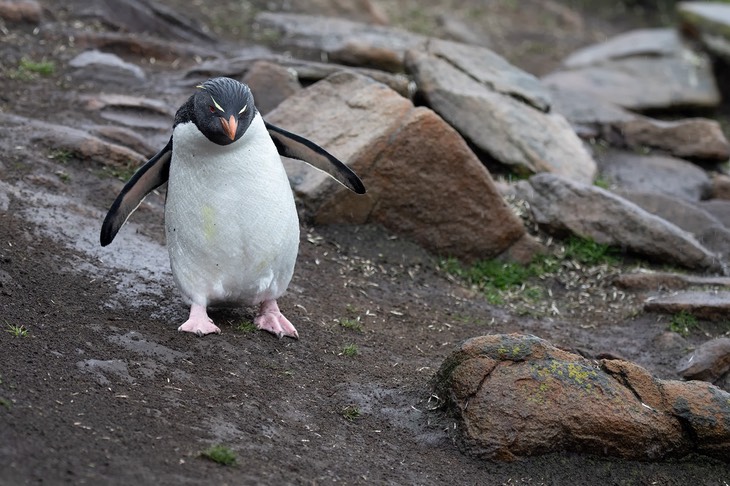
[220,115,237,141]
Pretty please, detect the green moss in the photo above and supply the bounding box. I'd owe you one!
[668,310,698,337]
[563,236,619,265]
[201,444,236,466]
[235,320,257,333]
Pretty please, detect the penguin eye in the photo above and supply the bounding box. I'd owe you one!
[209,105,215,113]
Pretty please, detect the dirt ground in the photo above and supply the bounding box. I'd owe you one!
[1,1,729,485]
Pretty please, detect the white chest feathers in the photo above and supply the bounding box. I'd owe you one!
[165,113,300,307]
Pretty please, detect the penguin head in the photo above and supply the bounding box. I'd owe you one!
[190,77,256,146]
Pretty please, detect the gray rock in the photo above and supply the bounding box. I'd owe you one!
[563,28,682,68]
[281,0,388,24]
[618,191,730,261]
[599,151,711,201]
[697,199,730,228]
[645,291,730,320]
[69,50,146,83]
[521,173,722,272]
[543,28,720,111]
[678,337,730,388]
[183,55,412,98]
[678,2,730,61]
[435,333,730,461]
[406,41,596,183]
[549,85,730,161]
[265,71,530,262]
[614,271,730,291]
[242,60,302,115]
[0,0,41,23]
[255,12,425,72]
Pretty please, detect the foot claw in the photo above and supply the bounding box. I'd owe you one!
[255,300,298,339]
[178,304,220,336]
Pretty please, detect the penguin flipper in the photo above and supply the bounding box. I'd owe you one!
[265,122,366,195]
[100,138,173,246]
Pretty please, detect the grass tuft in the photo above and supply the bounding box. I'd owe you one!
[5,324,29,337]
[339,317,363,332]
[668,311,698,337]
[341,344,358,357]
[200,444,237,466]
[235,320,257,333]
[563,236,618,266]
[341,405,362,421]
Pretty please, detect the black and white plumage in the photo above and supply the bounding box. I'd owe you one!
[100,77,365,338]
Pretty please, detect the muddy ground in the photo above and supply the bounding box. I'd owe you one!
[1,1,729,484]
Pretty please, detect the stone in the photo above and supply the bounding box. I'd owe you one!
[678,2,730,61]
[406,40,596,184]
[0,0,41,23]
[598,151,711,201]
[562,28,682,68]
[644,291,730,320]
[543,28,720,112]
[677,337,730,387]
[69,0,214,44]
[710,173,730,200]
[184,55,412,98]
[255,12,426,72]
[548,85,730,161]
[282,0,388,25]
[616,191,730,261]
[242,60,301,115]
[265,72,529,262]
[435,333,730,461]
[519,173,722,272]
[72,31,220,62]
[697,199,730,229]
[69,50,146,84]
[614,271,730,291]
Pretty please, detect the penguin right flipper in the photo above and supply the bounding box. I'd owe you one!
[100,138,173,246]
[265,122,366,195]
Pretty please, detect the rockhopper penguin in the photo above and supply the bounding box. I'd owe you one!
[100,77,365,338]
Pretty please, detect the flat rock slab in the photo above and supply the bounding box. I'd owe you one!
[406,40,595,183]
[599,151,711,201]
[677,337,730,386]
[519,173,722,272]
[679,2,730,60]
[435,333,730,461]
[265,71,529,261]
[543,28,720,112]
[644,290,730,320]
[615,271,730,291]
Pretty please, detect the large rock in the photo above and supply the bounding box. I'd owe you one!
[598,151,711,201]
[518,173,723,272]
[678,2,730,61]
[266,72,529,261]
[677,337,730,389]
[435,333,730,461]
[619,191,730,260]
[644,291,730,320]
[543,28,720,111]
[255,12,425,72]
[69,50,146,84]
[548,85,730,162]
[406,40,596,183]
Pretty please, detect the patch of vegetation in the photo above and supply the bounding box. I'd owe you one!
[0,397,11,410]
[48,149,73,163]
[563,236,619,266]
[5,323,29,338]
[341,405,362,421]
[668,311,698,337]
[200,444,237,466]
[338,317,363,332]
[593,177,611,189]
[8,57,55,80]
[103,161,140,182]
[341,344,358,357]
[235,320,257,333]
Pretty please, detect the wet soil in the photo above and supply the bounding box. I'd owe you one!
[1,1,729,485]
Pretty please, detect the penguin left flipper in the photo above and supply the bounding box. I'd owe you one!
[265,122,366,195]
[100,138,172,247]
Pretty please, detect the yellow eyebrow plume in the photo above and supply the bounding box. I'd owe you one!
[238,105,247,115]
[210,95,224,112]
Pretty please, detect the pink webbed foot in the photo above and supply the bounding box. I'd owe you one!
[178,304,221,337]
[254,300,298,339]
